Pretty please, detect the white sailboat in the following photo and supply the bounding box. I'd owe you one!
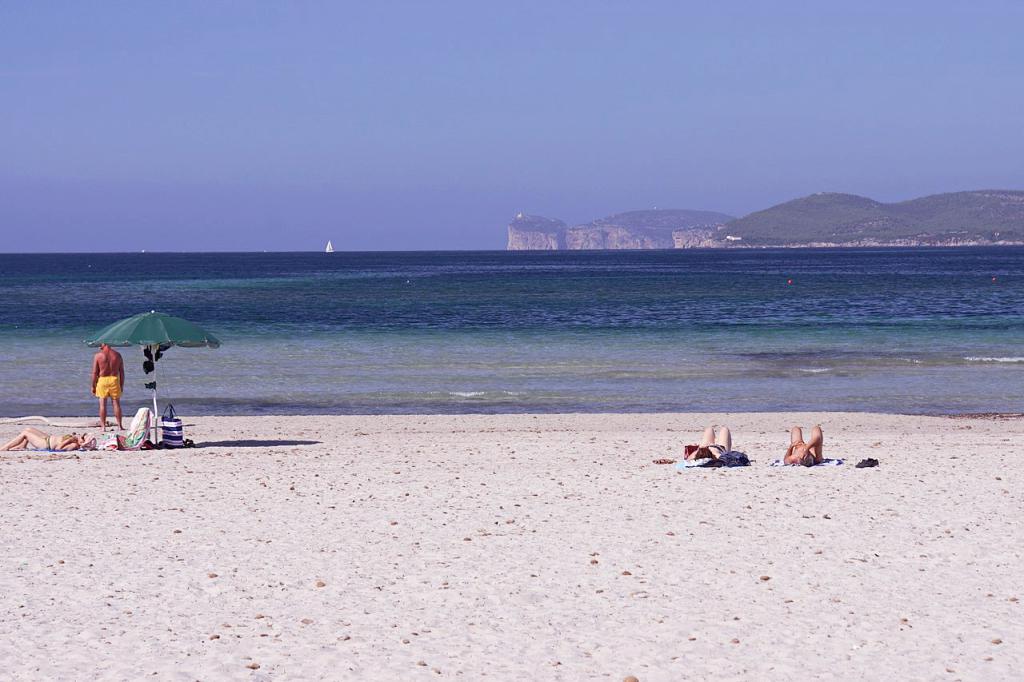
[325,240,335,253]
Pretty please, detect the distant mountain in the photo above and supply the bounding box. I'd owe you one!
[507,209,733,250]
[724,190,1024,246]
[506,191,1024,249]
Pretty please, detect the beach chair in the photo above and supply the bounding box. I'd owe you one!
[121,407,152,450]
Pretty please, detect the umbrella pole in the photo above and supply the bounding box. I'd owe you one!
[149,344,159,443]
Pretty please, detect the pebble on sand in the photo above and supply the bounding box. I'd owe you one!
[316,580,326,588]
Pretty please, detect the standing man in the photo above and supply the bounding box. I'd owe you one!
[92,343,125,430]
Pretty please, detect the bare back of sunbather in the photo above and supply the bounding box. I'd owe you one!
[1,427,88,452]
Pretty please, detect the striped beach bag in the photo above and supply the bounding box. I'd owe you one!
[160,404,184,448]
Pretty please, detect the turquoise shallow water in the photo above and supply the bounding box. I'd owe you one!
[0,248,1021,415]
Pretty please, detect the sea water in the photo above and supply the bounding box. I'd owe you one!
[0,248,1021,416]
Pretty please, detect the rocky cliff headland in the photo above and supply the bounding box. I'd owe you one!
[508,209,733,250]
[507,190,1024,249]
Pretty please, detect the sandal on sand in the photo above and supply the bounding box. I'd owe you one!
[855,458,879,468]
[653,458,676,465]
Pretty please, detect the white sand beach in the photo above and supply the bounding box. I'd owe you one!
[1,412,1021,680]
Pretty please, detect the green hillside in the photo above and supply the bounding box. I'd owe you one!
[587,209,734,235]
[725,190,1024,245]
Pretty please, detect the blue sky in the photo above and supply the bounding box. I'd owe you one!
[1,1,1022,251]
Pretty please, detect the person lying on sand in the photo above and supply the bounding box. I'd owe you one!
[784,425,824,466]
[685,425,733,461]
[1,427,93,452]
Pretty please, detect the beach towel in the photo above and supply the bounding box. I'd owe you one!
[676,458,716,469]
[120,407,152,450]
[97,434,120,451]
[676,451,750,470]
[769,458,844,467]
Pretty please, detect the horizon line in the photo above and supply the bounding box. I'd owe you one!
[3,245,1023,256]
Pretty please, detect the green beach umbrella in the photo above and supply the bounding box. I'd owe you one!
[85,310,221,349]
[85,311,220,438]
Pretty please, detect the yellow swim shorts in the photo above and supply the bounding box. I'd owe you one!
[94,376,122,399]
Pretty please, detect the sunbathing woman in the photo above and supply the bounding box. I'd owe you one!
[784,425,823,466]
[685,425,733,460]
[1,427,91,452]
